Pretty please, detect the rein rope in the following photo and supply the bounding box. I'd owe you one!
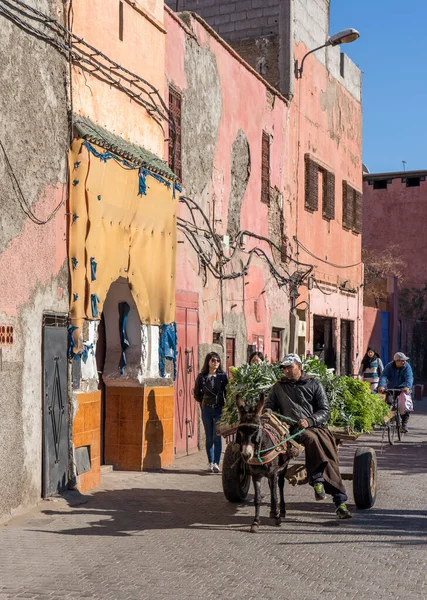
[237,411,304,464]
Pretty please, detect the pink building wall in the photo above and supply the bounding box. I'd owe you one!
[288,41,363,372]
[363,173,427,291]
[166,9,292,366]
[165,9,363,373]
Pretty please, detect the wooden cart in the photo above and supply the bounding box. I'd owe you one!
[218,422,377,510]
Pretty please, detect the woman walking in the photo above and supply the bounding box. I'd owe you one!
[194,352,228,473]
[359,347,384,392]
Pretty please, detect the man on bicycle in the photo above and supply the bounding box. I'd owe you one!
[378,352,413,433]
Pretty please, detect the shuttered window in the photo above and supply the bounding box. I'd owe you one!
[305,156,319,212]
[342,181,362,234]
[322,169,335,220]
[305,155,335,219]
[168,86,182,181]
[261,131,270,205]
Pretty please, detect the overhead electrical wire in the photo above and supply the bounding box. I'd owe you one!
[294,236,362,269]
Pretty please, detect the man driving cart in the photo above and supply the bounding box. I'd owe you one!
[265,354,352,519]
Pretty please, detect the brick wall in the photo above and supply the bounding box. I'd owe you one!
[166,0,280,41]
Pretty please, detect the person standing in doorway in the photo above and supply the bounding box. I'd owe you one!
[248,351,265,365]
[358,347,384,392]
[194,352,228,473]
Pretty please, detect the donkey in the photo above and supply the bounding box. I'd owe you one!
[236,394,290,533]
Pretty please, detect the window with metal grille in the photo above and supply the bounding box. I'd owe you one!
[168,86,182,181]
[261,131,270,205]
[0,325,13,345]
[342,181,362,234]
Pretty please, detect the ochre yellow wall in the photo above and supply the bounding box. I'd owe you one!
[73,391,101,492]
[105,386,174,471]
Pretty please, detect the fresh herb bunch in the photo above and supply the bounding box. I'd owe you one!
[219,361,282,425]
[220,356,390,432]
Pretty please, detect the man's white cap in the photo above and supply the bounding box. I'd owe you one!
[280,353,302,367]
[394,352,409,361]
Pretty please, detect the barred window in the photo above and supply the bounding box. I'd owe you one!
[261,131,270,205]
[342,181,362,234]
[168,86,182,181]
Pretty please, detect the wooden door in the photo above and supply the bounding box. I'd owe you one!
[174,292,199,457]
[226,337,236,376]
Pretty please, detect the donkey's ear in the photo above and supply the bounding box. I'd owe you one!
[236,395,245,417]
[255,393,265,416]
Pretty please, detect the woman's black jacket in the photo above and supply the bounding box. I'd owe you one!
[265,374,330,428]
[194,371,229,407]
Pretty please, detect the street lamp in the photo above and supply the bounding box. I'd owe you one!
[294,28,360,79]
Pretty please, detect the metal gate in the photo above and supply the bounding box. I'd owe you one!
[174,293,199,457]
[42,315,69,497]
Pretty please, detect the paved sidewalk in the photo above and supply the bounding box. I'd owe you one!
[1,401,427,600]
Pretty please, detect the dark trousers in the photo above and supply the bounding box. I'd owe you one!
[298,428,348,507]
[201,405,222,465]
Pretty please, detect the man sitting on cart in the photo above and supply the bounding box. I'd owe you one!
[265,354,352,519]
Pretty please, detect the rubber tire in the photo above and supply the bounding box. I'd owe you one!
[387,420,396,445]
[396,412,402,442]
[222,443,251,502]
[353,447,377,509]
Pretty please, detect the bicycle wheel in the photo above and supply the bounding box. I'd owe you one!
[396,412,402,442]
[387,419,396,445]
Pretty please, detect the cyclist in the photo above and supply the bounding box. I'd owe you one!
[378,352,413,433]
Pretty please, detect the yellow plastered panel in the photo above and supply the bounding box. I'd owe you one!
[68,140,177,343]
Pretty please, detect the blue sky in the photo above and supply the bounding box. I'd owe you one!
[330,0,427,173]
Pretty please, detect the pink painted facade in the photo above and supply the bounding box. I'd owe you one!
[363,172,427,292]
[165,8,363,375]
[363,171,427,381]
[289,41,363,373]
[166,9,292,368]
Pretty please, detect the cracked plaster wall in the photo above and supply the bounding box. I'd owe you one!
[0,0,69,521]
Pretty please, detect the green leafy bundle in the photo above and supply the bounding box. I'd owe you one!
[220,357,390,433]
[220,361,282,426]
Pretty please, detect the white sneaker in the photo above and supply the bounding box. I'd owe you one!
[212,463,221,473]
[208,463,214,473]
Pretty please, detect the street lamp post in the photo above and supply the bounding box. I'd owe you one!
[294,28,360,79]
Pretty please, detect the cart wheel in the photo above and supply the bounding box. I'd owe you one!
[222,443,250,502]
[353,447,377,509]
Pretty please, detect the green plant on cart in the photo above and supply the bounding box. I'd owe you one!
[220,356,390,433]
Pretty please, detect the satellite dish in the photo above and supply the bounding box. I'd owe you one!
[362,163,370,174]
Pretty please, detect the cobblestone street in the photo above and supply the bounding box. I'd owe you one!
[1,401,427,600]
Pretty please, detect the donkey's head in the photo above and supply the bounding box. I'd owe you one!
[236,394,265,461]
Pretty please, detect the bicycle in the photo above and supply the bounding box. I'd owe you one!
[381,388,406,445]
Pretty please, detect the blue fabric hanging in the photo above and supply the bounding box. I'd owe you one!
[118,302,130,374]
[159,322,178,380]
[67,324,79,359]
[91,294,100,318]
[72,257,78,270]
[72,213,79,223]
[73,293,79,301]
[90,257,97,281]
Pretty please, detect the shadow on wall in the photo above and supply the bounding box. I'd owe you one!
[144,390,164,470]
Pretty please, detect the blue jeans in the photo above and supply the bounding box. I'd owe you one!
[201,405,223,465]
